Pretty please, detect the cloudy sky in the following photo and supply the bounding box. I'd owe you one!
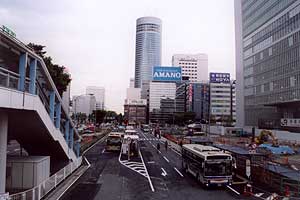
[1,0,235,113]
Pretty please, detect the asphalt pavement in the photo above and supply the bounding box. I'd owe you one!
[60,131,254,200]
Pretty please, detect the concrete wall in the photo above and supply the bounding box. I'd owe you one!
[0,87,77,161]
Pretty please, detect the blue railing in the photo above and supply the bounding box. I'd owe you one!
[0,27,81,157]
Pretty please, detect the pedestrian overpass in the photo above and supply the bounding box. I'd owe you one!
[0,27,82,197]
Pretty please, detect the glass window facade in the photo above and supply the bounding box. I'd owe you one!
[134,17,162,88]
[241,0,300,127]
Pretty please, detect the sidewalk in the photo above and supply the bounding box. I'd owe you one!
[44,164,89,200]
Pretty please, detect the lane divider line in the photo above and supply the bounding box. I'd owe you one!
[163,156,169,163]
[226,185,240,195]
[174,167,184,177]
[83,134,108,155]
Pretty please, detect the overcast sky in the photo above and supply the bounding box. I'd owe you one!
[1,0,235,113]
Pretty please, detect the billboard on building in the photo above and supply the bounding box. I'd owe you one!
[152,66,182,82]
[210,73,230,83]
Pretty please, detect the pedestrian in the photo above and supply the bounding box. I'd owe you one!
[179,140,183,147]
[165,140,168,151]
[156,142,160,153]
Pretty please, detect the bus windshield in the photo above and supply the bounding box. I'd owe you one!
[107,136,121,145]
[205,160,232,176]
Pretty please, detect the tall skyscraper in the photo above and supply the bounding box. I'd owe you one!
[235,0,300,129]
[134,17,162,88]
[172,54,208,82]
[86,86,105,110]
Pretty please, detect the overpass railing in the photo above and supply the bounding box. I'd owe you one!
[0,26,81,157]
[9,157,82,200]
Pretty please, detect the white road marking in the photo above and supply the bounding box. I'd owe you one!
[158,150,161,154]
[174,167,184,177]
[83,134,108,155]
[101,149,105,153]
[163,156,169,163]
[226,185,240,195]
[254,193,264,197]
[139,150,155,192]
[171,147,181,156]
[14,148,20,152]
[147,161,155,164]
[161,168,167,176]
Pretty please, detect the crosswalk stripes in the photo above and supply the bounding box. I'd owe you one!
[119,159,148,178]
[139,138,160,141]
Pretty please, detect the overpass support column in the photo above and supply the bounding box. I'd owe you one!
[64,120,69,144]
[69,127,74,149]
[18,53,28,91]
[0,112,8,193]
[75,141,80,157]
[55,102,61,129]
[29,59,37,94]
[49,91,55,122]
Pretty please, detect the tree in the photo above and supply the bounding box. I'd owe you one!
[116,113,123,124]
[28,43,71,96]
[93,110,107,124]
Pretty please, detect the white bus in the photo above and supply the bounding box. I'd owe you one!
[105,132,123,151]
[182,144,233,187]
[121,135,139,157]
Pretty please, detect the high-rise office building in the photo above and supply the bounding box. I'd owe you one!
[134,17,162,88]
[192,82,210,121]
[124,99,147,125]
[172,54,208,82]
[149,82,176,122]
[209,73,236,126]
[235,0,300,129]
[86,86,105,110]
[73,94,96,116]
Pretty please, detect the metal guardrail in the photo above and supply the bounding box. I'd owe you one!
[8,157,82,200]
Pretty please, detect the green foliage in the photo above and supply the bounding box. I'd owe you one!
[28,43,71,96]
[71,113,87,124]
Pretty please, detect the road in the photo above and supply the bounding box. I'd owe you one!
[60,131,249,200]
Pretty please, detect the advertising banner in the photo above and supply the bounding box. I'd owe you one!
[210,72,230,83]
[153,66,182,82]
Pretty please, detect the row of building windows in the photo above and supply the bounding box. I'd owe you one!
[178,62,197,65]
[244,31,300,77]
[182,69,197,72]
[137,23,160,33]
[245,7,300,53]
[245,89,300,106]
[181,66,197,69]
[243,0,295,37]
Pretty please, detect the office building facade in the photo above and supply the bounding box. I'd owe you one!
[124,99,147,125]
[73,94,96,116]
[86,86,105,110]
[149,82,176,122]
[172,54,208,82]
[209,73,236,126]
[235,0,300,129]
[134,17,162,88]
[192,82,210,121]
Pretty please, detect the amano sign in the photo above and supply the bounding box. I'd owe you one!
[152,66,182,82]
